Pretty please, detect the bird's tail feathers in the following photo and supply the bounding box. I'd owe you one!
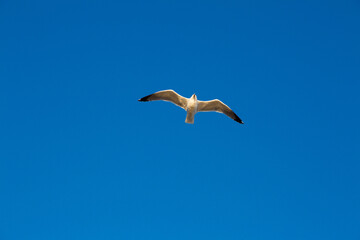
[185,113,194,124]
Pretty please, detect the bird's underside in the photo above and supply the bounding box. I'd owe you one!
[138,89,244,124]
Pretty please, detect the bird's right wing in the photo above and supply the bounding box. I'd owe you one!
[138,90,188,110]
[198,99,244,124]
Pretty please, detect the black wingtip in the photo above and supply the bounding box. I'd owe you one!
[236,119,244,124]
[138,94,152,102]
[234,115,244,124]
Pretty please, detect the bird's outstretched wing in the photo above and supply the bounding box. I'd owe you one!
[138,90,188,110]
[197,99,244,124]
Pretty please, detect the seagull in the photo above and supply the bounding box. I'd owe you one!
[138,89,244,124]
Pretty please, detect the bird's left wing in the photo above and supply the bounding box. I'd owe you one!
[198,99,244,124]
[138,90,188,110]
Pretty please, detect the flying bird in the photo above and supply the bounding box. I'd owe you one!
[138,89,244,124]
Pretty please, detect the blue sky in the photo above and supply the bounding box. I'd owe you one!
[1,0,359,239]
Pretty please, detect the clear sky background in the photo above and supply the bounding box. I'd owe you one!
[1,0,359,239]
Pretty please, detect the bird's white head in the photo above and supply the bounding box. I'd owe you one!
[191,94,197,100]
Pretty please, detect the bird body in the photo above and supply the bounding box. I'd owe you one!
[185,94,198,124]
[138,90,244,124]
